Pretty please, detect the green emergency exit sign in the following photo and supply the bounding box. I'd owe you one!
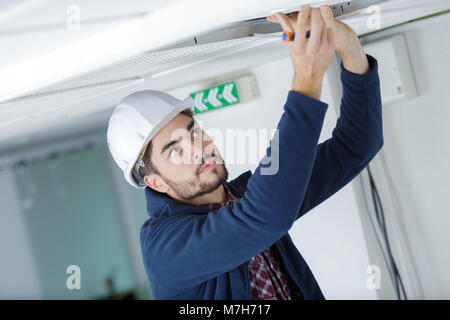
[190,81,240,114]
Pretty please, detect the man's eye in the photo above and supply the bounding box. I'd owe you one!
[170,145,182,158]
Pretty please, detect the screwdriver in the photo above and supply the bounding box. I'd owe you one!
[282,30,310,42]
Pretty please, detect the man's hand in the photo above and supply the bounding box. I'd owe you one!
[267,5,358,57]
[267,5,336,100]
[267,4,370,75]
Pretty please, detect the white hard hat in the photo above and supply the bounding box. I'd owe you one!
[107,90,195,188]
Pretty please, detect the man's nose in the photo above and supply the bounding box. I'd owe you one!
[189,136,205,164]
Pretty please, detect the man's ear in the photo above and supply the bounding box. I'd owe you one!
[144,173,169,193]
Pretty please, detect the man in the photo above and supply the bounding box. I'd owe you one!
[107,4,383,299]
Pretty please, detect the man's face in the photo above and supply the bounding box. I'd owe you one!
[145,112,228,200]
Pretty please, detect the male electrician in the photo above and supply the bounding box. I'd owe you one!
[107,4,383,299]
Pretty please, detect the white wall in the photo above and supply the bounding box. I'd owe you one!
[169,52,378,299]
[354,13,450,299]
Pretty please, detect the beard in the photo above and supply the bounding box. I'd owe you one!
[160,163,229,201]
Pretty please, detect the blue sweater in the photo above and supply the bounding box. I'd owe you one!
[141,54,383,299]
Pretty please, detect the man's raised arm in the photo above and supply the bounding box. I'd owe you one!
[295,42,383,220]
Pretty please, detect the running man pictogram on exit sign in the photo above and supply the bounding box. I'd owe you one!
[190,81,240,114]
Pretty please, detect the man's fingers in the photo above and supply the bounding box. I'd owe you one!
[267,12,299,26]
[319,4,336,52]
[293,5,311,53]
[275,13,294,33]
[296,5,311,35]
[320,5,334,28]
[287,12,299,26]
[309,7,324,52]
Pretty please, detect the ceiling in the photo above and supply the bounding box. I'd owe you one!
[0,0,448,156]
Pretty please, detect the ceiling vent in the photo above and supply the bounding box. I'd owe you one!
[4,0,389,103]
[5,18,282,103]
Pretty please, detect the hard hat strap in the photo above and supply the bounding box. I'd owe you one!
[135,142,150,170]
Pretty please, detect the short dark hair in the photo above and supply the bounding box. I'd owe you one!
[132,108,194,186]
